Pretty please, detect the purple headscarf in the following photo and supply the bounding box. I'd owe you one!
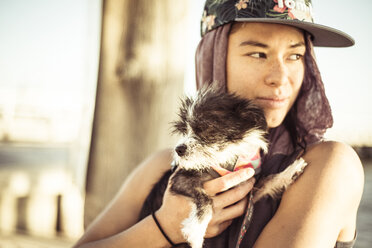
[195,23,333,156]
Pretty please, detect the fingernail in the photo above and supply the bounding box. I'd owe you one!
[244,168,255,178]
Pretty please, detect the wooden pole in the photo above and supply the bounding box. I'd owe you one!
[84,0,189,227]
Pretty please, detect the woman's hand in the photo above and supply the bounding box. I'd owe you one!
[204,167,256,238]
[156,167,256,244]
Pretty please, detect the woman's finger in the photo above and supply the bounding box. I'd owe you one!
[218,196,248,222]
[212,178,255,209]
[204,168,255,195]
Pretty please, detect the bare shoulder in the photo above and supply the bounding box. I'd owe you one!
[255,141,364,247]
[301,141,364,239]
[302,141,364,190]
[123,148,174,190]
[300,141,364,211]
[115,148,174,216]
[289,141,364,238]
[304,140,359,162]
[77,149,173,245]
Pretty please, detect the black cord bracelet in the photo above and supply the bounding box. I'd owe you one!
[151,210,176,247]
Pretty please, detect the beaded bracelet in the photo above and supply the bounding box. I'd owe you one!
[151,210,176,247]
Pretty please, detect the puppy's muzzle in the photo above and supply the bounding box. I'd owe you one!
[175,144,187,157]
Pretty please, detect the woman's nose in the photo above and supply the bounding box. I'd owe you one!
[264,59,289,87]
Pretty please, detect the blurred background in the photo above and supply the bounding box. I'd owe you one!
[0,0,371,247]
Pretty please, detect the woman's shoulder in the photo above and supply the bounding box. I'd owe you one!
[120,148,173,221]
[300,141,364,194]
[124,148,174,192]
[74,149,174,244]
[113,148,174,213]
[303,141,363,181]
[305,140,358,158]
[258,141,364,245]
[298,141,364,224]
[139,148,174,172]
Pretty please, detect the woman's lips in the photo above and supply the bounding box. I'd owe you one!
[255,97,289,109]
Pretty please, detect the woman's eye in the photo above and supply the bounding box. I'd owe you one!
[247,52,267,59]
[288,54,303,61]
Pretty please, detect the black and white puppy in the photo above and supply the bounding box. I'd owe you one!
[139,86,307,248]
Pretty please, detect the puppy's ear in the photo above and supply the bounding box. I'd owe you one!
[234,99,268,131]
[171,96,193,135]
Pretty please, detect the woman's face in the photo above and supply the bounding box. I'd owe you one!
[227,23,305,128]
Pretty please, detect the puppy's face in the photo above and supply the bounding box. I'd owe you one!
[172,87,268,171]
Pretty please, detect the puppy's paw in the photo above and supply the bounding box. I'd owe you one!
[253,158,308,203]
[287,157,308,181]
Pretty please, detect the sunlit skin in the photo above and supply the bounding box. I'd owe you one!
[227,22,305,128]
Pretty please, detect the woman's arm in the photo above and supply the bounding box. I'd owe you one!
[73,149,175,248]
[73,149,256,247]
[254,141,364,248]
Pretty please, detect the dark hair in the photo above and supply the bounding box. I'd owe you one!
[285,32,324,152]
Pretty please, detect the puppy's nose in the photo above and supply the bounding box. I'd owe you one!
[175,144,187,157]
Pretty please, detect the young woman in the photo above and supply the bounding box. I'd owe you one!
[74,0,364,247]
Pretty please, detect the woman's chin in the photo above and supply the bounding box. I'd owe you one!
[265,114,286,129]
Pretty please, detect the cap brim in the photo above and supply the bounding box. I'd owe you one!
[235,18,355,47]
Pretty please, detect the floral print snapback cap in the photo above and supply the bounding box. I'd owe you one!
[201,0,354,47]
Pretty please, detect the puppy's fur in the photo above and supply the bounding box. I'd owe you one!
[139,86,307,248]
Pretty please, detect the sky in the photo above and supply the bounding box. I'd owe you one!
[310,0,372,145]
[0,0,101,143]
[0,0,100,102]
[0,0,371,146]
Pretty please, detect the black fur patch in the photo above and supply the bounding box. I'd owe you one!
[170,169,213,218]
[138,169,172,220]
